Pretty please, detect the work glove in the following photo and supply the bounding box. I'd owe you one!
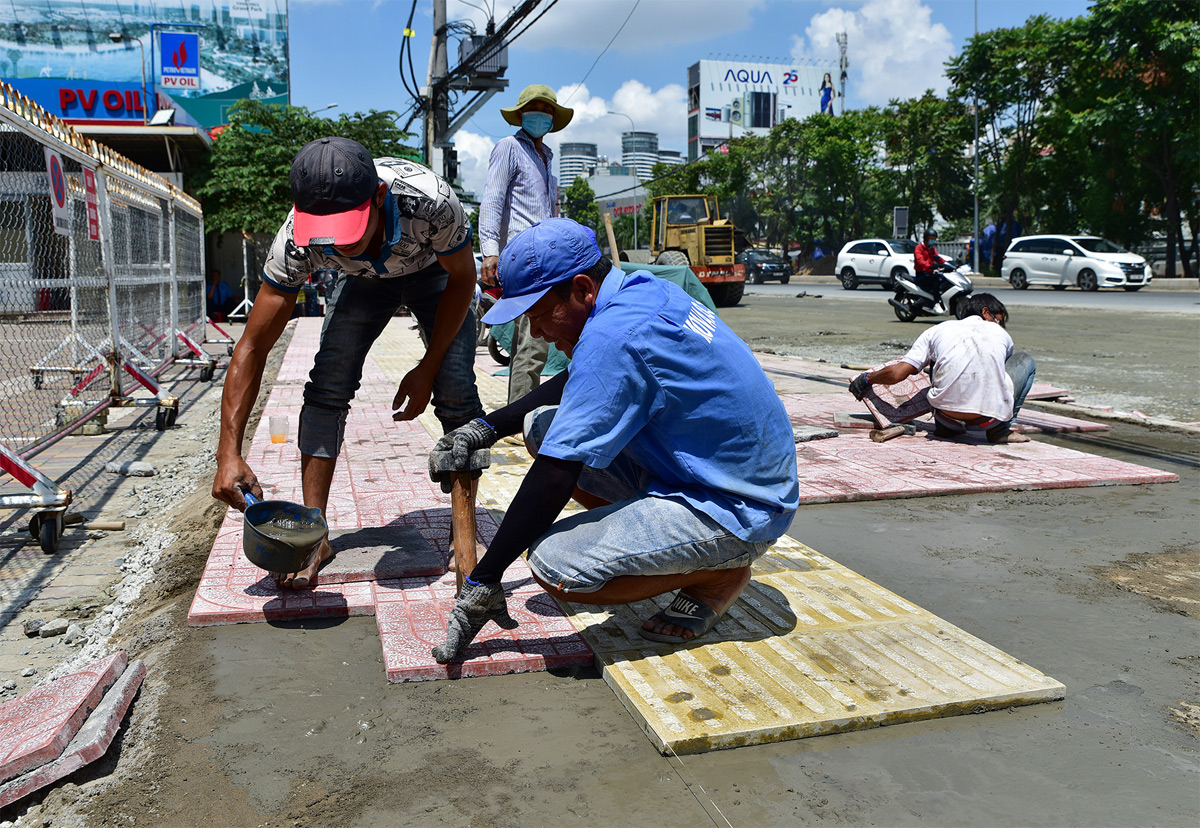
[849,372,871,401]
[431,578,519,664]
[431,418,497,492]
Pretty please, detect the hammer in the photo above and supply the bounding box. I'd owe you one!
[429,447,491,593]
[870,423,917,443]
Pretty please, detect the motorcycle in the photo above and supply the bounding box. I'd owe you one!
[475,282,510,366]
[888,261,974,322]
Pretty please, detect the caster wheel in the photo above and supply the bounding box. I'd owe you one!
[39,519,58,555]
[200,364,214,382]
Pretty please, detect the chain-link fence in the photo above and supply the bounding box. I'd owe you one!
[0,81,207,537]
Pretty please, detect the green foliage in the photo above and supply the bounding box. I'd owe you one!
[562,178,601,239]
[881,93,973,233]
[195,100,417,234]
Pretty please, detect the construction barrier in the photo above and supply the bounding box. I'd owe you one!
[0,80,212,553]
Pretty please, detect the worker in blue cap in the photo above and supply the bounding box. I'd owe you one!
[428,218,799,662]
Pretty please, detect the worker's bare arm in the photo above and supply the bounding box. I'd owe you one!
[212,281,299,508]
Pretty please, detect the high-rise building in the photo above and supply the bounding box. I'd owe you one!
[657,149,685,168]
[558,142,598,184]
[687,59,833,161]
[621,131,659,180]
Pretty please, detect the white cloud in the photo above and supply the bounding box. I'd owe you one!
[450,0,764,53]
[543,79,688,174]
[792,0,954,108]
[454,131,496,199]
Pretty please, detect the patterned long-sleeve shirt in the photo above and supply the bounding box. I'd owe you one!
[478,130,557,258]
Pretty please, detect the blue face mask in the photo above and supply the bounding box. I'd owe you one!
[521,111,553,139]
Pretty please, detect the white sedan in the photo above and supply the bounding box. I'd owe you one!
[835,238,923,290]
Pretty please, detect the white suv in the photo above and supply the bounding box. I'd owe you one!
[1001,235,1152,291]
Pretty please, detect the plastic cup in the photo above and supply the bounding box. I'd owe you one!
[269,415,288,444]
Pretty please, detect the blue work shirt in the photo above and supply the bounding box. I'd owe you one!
[539,268,799,542]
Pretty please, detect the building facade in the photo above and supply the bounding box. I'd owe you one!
[558,142,598,185]
[620,130,659,181]
[686,59,832,161]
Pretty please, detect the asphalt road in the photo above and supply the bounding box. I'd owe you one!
[746,282,1200,314]
[728,285,1200,424]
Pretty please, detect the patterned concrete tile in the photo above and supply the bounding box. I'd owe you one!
[374,568,593,682]
[0,659,146,808]
[580,538,1066,755]
[0,652,126,784]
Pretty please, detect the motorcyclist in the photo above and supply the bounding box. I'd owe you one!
[913,229,945,305]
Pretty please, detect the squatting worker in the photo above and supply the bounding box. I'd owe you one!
[427,218,800,663]
[213,136,484,588]
[849,293,1036,445]
[479,84,573,405]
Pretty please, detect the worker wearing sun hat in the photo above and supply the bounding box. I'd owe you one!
[479,84,574,405]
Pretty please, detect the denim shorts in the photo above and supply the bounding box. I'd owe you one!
[298,262,484,459]
[522,406,770,593]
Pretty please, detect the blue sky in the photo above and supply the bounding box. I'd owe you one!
[289,0,1094,194]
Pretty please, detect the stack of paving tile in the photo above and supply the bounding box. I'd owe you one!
[0,652,144,807]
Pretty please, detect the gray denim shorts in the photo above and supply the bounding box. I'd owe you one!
[522,406,770,593]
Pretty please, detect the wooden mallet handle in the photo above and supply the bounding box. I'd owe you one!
[450,473,478,593]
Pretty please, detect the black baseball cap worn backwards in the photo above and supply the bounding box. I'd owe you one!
[290,136,378,247]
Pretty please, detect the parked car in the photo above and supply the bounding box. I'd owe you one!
[735,248,791,284]
[1001,235,1153,291]
[835,238,927,290]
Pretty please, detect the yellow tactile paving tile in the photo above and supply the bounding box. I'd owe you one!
[366,323,1065,754]
[563,538,1065,754]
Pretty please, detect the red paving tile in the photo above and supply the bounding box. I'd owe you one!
[374,568,593,682]
[0,660,146,808]
[0,652,126,784]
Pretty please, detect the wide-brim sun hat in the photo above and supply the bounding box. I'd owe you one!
[500,84,574,133]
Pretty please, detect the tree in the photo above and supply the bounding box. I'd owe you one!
[561,178,601,241]
[195,100,416,235]
[881,92,973,235]
[1059,0,1199,277]
[947,16,1075,267]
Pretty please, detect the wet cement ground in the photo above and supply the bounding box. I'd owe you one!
[10,300,1198,827]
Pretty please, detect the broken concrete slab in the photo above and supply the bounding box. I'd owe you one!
[792,425,839,443]
[104,461,156,477]
[833,412,876,429]
[0,659,145,808]
[0,652,126,784]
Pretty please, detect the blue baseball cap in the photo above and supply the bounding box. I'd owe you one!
[482,218,602,325]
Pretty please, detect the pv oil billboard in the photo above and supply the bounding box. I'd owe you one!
[0,0,290,128]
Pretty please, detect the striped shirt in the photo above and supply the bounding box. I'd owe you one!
[478,130,557,258]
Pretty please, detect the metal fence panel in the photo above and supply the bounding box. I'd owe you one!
[0,81,205,460]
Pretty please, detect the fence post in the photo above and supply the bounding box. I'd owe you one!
[93,167,124,401]
[167,200,179,359]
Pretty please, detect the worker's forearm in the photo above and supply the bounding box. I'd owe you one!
[469,454,581,584]
[483,370,568,437]
[217,343,270,461]
[867,362,917,386]
[421,270,474,372]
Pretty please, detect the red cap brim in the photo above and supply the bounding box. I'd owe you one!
[292,198,371,247]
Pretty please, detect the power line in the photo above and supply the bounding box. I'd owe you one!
[562,0,640,104]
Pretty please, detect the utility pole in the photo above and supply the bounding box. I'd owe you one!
[423,0,546,187]
[424,0,450,178]
[836,32,848,116]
